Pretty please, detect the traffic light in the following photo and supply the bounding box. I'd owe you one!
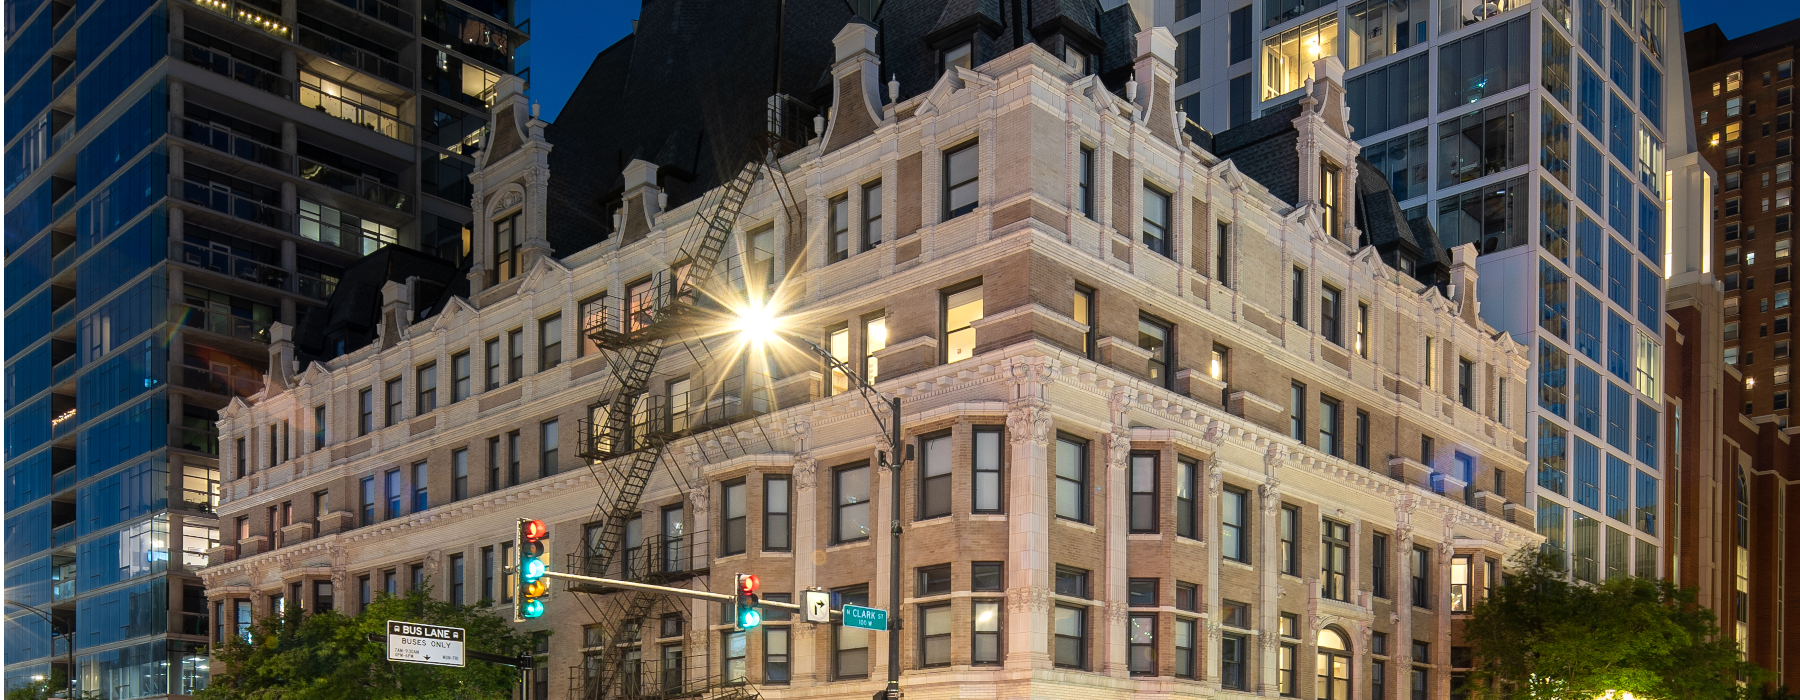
[514,518,550,622]
[733,573,762,630]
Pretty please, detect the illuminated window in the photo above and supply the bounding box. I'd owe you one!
[1262,16,1339,100]
[942,284,983,363]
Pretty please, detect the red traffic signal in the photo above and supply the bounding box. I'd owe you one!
[737,574,760,595]
[522,519,548,541]
[733,574,762,630]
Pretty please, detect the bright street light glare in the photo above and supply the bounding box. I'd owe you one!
[733,304,782,345]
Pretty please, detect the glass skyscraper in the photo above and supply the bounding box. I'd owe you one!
[1160,0,1700,580]
[4,0,527,695]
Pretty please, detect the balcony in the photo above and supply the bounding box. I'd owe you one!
[173,238,291,292]
[567,533,709,590]
[50,355,77,385]
[50,300,76,331]
[51,523,75,548]
[51,468,76,496]
[50,409,78,440]
[170,37,293,100]
[180,361,265,399]
[296,270,337,300]
[52,7,74,44]
[173,301,272,344]
[49,119,75,156]
[171,113,292,173]
[298,80,413,143]
[51,68,75,102]
[187,0,291,38]
[298,157,410,212]
[296,27,413,85]
[333,0,413,33]
[50,188,75,222]
[176,422,220,455]
[171,176,292,232]
[51,577,75,602]
[50,245,75,276]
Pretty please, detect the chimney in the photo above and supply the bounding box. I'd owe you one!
[267,322,296,390]
[822,22,884,152]
[1447,243,1480,324]
[1131,27,1182,145]
[378,278,413,350]
[1293,55,1358,244]
[619,160,662,246]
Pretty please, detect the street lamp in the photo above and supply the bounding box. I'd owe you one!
[731,307,907,700]
[5,598,74,698]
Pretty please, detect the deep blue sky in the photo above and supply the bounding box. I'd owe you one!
[526,1,1800,123]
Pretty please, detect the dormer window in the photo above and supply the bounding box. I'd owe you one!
[1320,158,1342,240]
[943,42,973,74]
[1064,49,1089,75]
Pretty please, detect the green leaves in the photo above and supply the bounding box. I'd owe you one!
[198,586,536,700]
[1464,550,1762,700]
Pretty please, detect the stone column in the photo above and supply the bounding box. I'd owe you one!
[1103,387,1133,677]
[1258,445,1286,695]
[1003,356,1055,669]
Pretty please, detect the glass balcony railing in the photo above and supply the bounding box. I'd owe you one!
[172,239,291,291]
[172,176,292,232]
[50,189,75,221]
[51,68,74,101]
[333,0,413,32]
[180,362,265,399]
[171,114,292,173]
[296,27,413,85]
[51,577,75,602]
[51,355,77,385]
[50,300,76,330]
[50,120,75,156]
[51,523,75,548]
[53,9,75,44]
[51,409,77,440]
[50,245,74,276]
[172,301,272,343]
[298,82,413,142]
[51,468,76,495]
[170,37,293,99]
[298,157,410,211]
[177,423,221,455]
[296,272,337,300]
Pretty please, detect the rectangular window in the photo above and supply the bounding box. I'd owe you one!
[1319,284,1344,345]
[834,464,871,543]
[1280,641,1298,696]
[722,480,747,556]
[972,599,1002,665]
[1438,18,1530,110]
[1291,382,1307,441]
[414,363,438,414]
[1373,532,1390,598]
[828,194,850,263]
[1128,453,1157,533]
[973,427,1003,513]
[452,448,469,501]
[450,352,471,402]
[834,586,870,678]
[411,461,428,512]
[1262,16,1340,99]
[763,626,790,683]
[1212,343,1232,405]
[1055,435,1088,521]
[862,181,883,250]
[385,468,402,519]
[1356,410,1371,468]
[385,378,403,426]
[1319,395,1342,457]
[943,283,983,363]
[1139,314,1173,388]
[1437,96,1529,188]
[1072,285,1096,358]
[539,314,562,370]
[508,329,524,382]
[919,432,952,519]
[507,431,521,487]
[1322,518,1350,601]
[1078,147,1095,218]
[1216,221,1234,286]
[1143,183,1171,256]
[1174,617,1197,678]
[481,547,494,601]
[1459,357,1475,409]
[485,338,502,389]
[1292,266,1308,328]
[1222,633,1248,689]
[358,388,373,435]
[1176,457,1199,539]
[945,141,980,218]
[1128,613,1157,675]
[1412,546,1431,608]
[538,420,559,477]
[360,476,375,525]
[764,476,790,551]
[1053,604,1087,669]
[1223,487,1248,562]
[920,604,951,667]
[1280,504,1300,575]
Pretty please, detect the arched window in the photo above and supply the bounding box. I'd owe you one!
[1316,626,1352,700]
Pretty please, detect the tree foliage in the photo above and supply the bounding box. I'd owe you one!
[1465,549,1762,700]
[4,668,76,700]
[196,586,535,700]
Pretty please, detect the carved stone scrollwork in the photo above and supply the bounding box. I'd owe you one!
[1108,428,1132,470]
[1207,465,1224,497]
[1264,443,1288,470]
[688,483,711,519]
[1260,631,1282,654]
[1004,356,1059,387]
[495,189,524,212]
[1005,400,1053,447]
[1205,620,1223,641]
[1006,586,1052,613]
[1202,420,1225,447]
[792,456,818,492]
[1259,475,1283,514]
[785,420,813,453]
[1103,600,1132,624]
[1109,386,1134,426]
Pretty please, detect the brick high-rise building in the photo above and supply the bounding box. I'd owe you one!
[201,3,1546,700]
[3,0,527,695]
[1686,19,1800,423]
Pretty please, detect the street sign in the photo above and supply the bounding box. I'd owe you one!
[842,604,888,631]
[386,621,466,667]
[801,590,831,623]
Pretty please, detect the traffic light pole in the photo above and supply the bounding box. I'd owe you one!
[538,570,803,613]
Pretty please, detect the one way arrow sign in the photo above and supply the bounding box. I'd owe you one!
[802,590,831,623]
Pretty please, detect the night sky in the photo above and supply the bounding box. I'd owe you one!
[525,1,1800,123]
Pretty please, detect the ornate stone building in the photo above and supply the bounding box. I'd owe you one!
[203,15,1538,700]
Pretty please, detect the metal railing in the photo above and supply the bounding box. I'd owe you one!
[297,157,410,211]
[172,238,291,291]
[298,82,412,142]
[570,663,760,700]
[171,301,273,343]
[568,533,709,585]
[333,0,413,32]
[171,113,292,172]
[296,27,413,85]
[171,176,292,232]
[169,37,293,99]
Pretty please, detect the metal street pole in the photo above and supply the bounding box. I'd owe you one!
[6,598,73,697]
[885,394,903,700]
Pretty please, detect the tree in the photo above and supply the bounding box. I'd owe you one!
[1465,549,1762,700]
[4,668,77,700]
[197,586,536,700]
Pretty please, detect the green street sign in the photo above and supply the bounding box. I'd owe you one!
[842,604,888,631]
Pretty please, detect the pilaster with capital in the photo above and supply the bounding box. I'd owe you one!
[1003,355,1056,668]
